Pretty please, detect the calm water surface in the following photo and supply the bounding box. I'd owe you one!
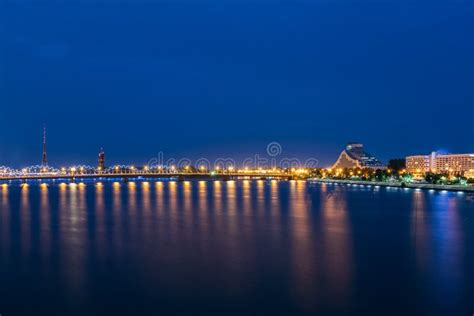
[0,180,472,315]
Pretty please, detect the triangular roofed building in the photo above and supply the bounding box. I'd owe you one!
[332,143,385,170]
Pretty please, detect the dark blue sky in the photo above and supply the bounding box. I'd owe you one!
[1,0,473,167]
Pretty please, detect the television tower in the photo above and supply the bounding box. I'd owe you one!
[42,126,48,167]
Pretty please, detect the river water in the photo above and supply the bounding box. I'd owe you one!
[0,180,472,315]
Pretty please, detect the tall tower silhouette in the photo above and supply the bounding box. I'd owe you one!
[42,126,48,167]
[98,147,105,170]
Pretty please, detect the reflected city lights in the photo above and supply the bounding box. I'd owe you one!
[0,179,471,315]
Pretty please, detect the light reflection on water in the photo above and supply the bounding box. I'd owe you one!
[0,181,472,315]
[412,190,467,310]
[320,184,352,305]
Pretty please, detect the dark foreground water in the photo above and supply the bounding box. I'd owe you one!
[0,180,472,316]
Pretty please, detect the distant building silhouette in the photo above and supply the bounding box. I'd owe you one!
[98,148,105,170]
[41,126,48,167]
[332,143,385,170]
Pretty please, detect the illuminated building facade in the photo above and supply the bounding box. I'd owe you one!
[406,152,474,178]
[332,143,385,170]
[405,154,432,174]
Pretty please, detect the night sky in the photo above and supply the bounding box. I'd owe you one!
[1,0,473,167]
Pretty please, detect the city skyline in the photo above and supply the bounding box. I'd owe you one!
[0,125,474,168]
[1,125,474,168]
[1,126,473,175]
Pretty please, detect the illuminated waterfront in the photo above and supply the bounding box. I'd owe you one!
[0,180,472,315]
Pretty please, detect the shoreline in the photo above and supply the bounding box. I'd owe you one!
[310,178,474,193]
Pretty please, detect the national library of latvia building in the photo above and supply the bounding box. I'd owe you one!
[332,143,386,170]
